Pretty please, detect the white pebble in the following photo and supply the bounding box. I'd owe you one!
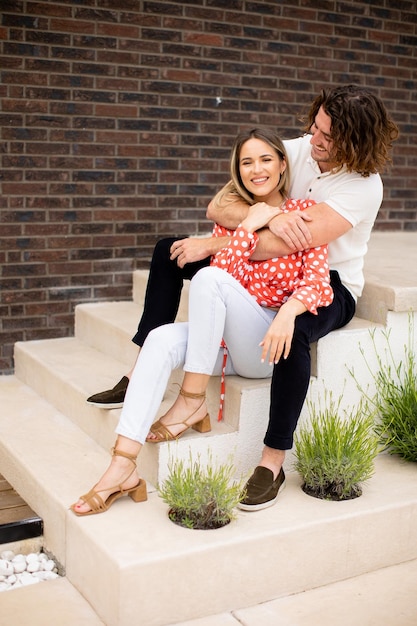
[33,570,59,581]
[27,561,40,573]
[12,554,26,563]
[26,553,40,563]
[42,559,55,572]
[0,551,60,593]
[0,551,15,560]
[12,561,27,574]
[18,572,39,586]
[0,560,13,576]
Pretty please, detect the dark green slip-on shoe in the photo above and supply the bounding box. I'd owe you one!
[86,376,129,409]
[238,466,286,511]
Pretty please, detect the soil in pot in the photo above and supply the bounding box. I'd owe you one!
[168,508,231,530]
[302,483,362,501]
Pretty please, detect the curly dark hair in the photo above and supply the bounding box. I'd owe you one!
[303,85,399,177]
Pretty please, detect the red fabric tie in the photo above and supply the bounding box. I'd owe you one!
[217,340,228,422]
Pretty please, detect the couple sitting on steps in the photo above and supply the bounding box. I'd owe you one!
[71,84,398,516]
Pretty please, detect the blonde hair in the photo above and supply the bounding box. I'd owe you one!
[212,128,290,210]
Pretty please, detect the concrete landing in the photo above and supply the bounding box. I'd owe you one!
[2,559,416,626]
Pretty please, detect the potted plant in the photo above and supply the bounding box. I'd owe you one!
[354,320,417,462]
[293,393,380,501]
[158,449,245,529]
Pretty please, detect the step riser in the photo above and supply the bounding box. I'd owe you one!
[65,460,417,626]
[75,302,140,368]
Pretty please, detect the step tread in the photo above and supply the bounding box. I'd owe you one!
[0,576,105,626]
[76,300,141,339]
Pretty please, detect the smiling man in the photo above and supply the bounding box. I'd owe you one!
[206,84,399,510]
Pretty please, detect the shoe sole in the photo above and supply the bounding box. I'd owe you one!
[237,479,286,512]
[86,400,124,409]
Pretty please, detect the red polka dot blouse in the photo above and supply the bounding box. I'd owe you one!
[210,198,334,315]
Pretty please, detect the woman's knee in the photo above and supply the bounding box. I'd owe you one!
[190,265,225,293]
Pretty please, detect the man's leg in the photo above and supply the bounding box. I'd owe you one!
[87,237,210,407]
[132,237,210,346]
[239,271,356,510]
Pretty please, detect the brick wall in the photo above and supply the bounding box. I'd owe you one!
[1,0,417,373]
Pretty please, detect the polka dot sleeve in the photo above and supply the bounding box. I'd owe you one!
[210,199,333,313]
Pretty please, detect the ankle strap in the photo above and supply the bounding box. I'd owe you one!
[179,386,206,400]
[111,447,137,463]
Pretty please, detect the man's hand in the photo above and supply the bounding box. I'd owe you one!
[268,211,313,250]
[170,236,230,268]
[170,237,212,268]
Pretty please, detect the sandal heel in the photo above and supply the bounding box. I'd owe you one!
[71,445,146,516]
[192,413,211,433]
[129,479,147,503]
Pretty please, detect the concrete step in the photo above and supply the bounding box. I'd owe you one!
[12,335,242,485]
[0,576,105,626]
[74,269,189,365]
[1,375,416,626]
[12,305,386,487]
[75,300,142,368]
[2,558,417,626]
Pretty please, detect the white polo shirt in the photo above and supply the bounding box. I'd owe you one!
[283,135,383,299]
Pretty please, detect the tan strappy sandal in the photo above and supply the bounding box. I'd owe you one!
[146,387,211,443]
[70,448,147,516]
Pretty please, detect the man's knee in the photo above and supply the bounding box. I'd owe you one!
[153,237,178,259]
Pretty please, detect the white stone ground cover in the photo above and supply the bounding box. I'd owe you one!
[0,550,61,592]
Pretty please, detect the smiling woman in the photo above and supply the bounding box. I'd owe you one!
[218,128,291,210]
[238,137,285,199]
[72,127,333,516]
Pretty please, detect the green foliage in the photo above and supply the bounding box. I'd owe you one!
[294,392,379,500]
[158,449,245,529]
[354,320,417,462]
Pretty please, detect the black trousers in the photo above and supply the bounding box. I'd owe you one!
[264,270,356,450]
[133,238,356,451]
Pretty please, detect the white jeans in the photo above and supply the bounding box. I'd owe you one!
[116,266,275,443]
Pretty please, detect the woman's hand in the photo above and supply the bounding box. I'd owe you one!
[240,202,283,233]
[268,210,313,250]
[260,299,307,364]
